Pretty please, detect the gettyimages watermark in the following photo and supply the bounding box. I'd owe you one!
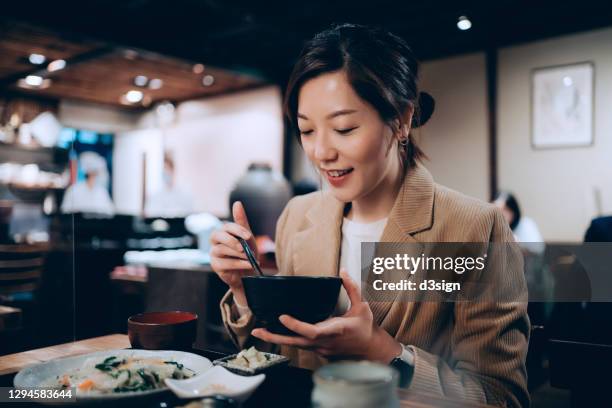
[359,242,612,303]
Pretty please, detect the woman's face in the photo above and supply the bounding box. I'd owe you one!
[297,71,401,203]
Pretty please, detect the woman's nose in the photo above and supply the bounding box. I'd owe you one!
[313,133,337,162]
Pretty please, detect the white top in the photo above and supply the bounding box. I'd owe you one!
[60,182,115,215]
[336,217,387,314]
[513,216,545,254]
[513,216,543,242]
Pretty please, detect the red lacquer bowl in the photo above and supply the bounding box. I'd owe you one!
[127,311,198,350]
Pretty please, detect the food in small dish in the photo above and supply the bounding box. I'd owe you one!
[227,347,270,369]
[213,348,289,375]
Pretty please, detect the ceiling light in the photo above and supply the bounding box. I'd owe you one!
[148,78,163,90]
[192,64,205,74]
[29,53,46,65]
[457,16,472,31]
[125,90,144,103]
[25,75,44,87]
[18,76,51,90]
[202,75,215,87]
[563,76,573,87]
[134,75,149,87]
[47,59,66,72]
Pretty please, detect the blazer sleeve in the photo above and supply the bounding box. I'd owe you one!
[408,208,530,408]
[218,200,293,351]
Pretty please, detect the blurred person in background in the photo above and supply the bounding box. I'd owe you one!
[494,191,543,244]
[146,152,194,218]
[584,215,612,242]
[61,151,114,215]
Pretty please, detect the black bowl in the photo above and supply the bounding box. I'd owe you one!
[242,275,342,335]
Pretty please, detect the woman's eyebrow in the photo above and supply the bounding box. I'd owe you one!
[297,109,358,120]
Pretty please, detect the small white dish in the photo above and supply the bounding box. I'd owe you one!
[165,365,265,402]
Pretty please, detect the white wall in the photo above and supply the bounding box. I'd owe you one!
[115,85,285,217]
[498,27,612,241]
[418,53,490,201]
[113,128,164,215]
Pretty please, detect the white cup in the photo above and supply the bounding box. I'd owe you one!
[312,361,399,408]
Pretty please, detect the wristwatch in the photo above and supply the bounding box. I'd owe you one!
[389,346,414,388]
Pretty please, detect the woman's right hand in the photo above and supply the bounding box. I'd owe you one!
[210,201,258,305]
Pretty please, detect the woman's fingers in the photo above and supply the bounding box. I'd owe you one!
[210,257,252,272]
[279,315,343,339]
[340,268,362,305]
[210,243,246,260]
[210,230,243,253]
[232,201,253,232]
[222,221,252,241]
[278,315,320,340]
[251,328,315,348]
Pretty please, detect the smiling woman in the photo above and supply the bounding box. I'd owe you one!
[211,23,529,408]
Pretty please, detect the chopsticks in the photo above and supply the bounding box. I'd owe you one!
[236,236,264,276]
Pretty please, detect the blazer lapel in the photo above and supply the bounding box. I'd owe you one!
[368,164,436,325]
[292,192,344,278]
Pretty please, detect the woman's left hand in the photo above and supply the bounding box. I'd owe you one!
[251,269,402,363]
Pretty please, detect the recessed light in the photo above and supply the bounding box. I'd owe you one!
[29,53,46,65]
[457,16,472,31]
[563,76,573,87]
[134,75,149,87]
[148,78,163,90]
[202,75,215,87]
[25,75,44,87]
[18,76,51,89]
[125,90,144,103]
[47,59,66,72]
[192,64,205,74]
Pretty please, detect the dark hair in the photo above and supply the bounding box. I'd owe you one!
[495,191,521,231]
[283,23,435,169]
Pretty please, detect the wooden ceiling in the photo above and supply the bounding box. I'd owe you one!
[0,22,266,109]
[4,0,612,91]
[2,0,612,104]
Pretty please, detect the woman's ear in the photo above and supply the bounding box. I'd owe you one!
[396,105,415,142]
[403,104,415,132]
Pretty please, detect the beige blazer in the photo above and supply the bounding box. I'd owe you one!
[220,164,529,408]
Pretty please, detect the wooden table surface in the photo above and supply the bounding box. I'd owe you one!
[0,334,495,408]
[0,334,130,376]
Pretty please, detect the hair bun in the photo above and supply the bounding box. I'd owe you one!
[412,91,435,128]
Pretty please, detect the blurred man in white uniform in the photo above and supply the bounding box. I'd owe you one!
[61,151,115,215]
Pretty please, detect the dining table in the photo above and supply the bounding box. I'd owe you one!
[0,334,496,407]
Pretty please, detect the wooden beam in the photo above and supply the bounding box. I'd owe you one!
[485,48,498,200]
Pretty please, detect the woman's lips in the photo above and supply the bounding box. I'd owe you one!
[324,168,354,187]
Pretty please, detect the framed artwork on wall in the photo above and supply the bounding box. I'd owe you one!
[531,62,594,149]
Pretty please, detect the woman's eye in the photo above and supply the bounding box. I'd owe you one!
[336,126,358,135]
[299,129,314,136]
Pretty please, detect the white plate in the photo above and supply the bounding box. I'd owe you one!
[13,349,212,404]
[165,365,265,402]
